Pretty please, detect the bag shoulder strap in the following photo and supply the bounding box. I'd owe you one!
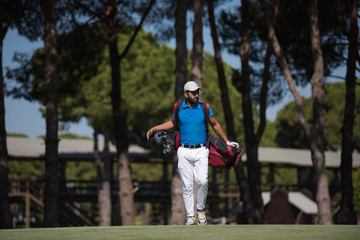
[174,100,183,128]
[200,102,210,128]
[200,102,210,145]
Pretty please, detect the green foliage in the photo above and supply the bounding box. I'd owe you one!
[58,133,91,140]
[66,162,97,181]
[23,20,250,148]
[259,121,278,147]
[9,159,97,181]
[131,163,163,181]
[274,168,297,185]
[82,66,113,133]
[274,82,360,151]
[7,132,29,138]
[13,26,249,183]
[9,160,43,180]
[353,169,360,212]
[82,30,246,146]
[323,82,360,151]
[27,23,107,123]
[274,98,311,149]
[18,22,277,185]
[120,32,176,133]
[260,166,298,185]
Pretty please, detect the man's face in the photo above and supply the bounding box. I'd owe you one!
[185,89,200,104]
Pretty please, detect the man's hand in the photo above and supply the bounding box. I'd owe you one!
[146,119,176,140]
[226,141,240,149]
[147,129,156,140]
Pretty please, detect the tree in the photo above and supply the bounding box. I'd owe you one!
[84,73,113,226]
[338,0,359,224]
[191,0,204,100]
[274,81,360,221]
[238,0,269,223]
[170,0,188,225]
[70,0,155,225]
[5,0,100,226]
[189,0,204,222]
[28,26,179,225]
[217,0,294,223]
[93,130,112,226]
[207,0,236,142]
[263,0,332,224]
[42,0,60,227]
[206,0,252,223]
[0,0,13,229]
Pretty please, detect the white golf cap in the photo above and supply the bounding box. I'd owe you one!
[184,81,201,92]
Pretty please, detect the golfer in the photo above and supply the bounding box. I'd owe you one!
[147,81,239,225]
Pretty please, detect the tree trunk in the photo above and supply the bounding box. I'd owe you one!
[170,155,185,225]
[94,132,104,224]
[102,126,112,225]
[42,0,59,228]
[308,0,332,225]
[238,0,265,223]
[101,0,154,225]
[264,0,332,224]
[170,0,188,225]
[206,0,235,140]
[0,15,12,229]
[242,35,272,224]
[174,0,188,102]
[191,0,204,100]
[103,0,135,225]
[338,0,358,224]
[190,0,205,216]
[94,129,112,226]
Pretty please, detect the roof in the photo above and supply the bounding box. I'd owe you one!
[6,137,149,159]
[262,191,318,214]
[288,192,318,214]
[232,191,317,214]
[6,137,360,168]
[242,147,360,169]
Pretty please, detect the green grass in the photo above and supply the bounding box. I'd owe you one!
[1,225,359,240]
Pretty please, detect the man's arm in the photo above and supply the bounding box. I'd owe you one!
[146,118,176,139]
[209,116,239,148]
[209,116,229,143]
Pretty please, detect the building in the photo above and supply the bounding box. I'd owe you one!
[6,137,360,226]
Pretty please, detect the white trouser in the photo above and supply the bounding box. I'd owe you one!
[177,146,209,217]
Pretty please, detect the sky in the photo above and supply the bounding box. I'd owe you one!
[4,18,341,139]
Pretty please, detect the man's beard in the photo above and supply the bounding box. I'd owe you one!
[187,96,199,105]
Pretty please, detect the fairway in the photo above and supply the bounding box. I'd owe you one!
[1,225,359,240]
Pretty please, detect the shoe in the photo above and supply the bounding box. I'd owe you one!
[185,216,196,225]
[197,210,207,225]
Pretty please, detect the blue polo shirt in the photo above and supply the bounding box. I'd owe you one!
[174,101,214,145]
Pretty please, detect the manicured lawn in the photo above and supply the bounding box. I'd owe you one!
[1,225,359,240]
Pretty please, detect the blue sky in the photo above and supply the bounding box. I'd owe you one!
[4,23,332,139]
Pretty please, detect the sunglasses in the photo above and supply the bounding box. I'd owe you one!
[187,90,200,95]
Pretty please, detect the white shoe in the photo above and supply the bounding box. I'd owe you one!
[185,216,196,225]
[197,210,207,225]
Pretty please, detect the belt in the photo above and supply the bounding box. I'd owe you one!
[181,143,205,149]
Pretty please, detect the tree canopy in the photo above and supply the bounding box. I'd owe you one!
[275,82,360,151]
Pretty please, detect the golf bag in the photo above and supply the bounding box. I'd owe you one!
[208,134,243,169]
[160,132,175,154]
